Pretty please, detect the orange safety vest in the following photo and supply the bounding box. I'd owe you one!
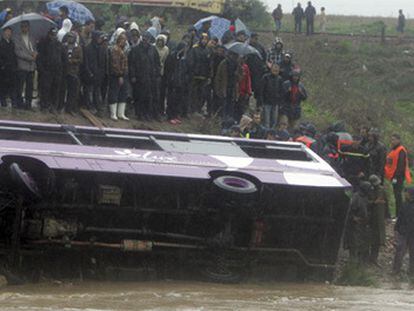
[295,135,316,148]
[384,145,412,184]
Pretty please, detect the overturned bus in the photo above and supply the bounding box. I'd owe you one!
[0,120,351,282]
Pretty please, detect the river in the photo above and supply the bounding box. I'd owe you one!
[1,281,414,310]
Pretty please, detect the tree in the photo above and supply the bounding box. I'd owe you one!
[223,0,272,29]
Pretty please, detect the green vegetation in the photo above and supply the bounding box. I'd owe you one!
[224,0,272,29]
[264,14,414,36]
[336,262,378,286]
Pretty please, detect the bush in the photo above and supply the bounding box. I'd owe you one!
[336,262,378,286]
[224,0,273,29]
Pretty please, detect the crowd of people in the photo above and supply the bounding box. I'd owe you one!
[0,5,310,130]
[0,4,413,277]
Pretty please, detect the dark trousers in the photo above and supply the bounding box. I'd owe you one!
[66,74,80,113]
[393,232,414,275]
[222,90,236,121]
[189,77,209,114]
[208,92,221,118]
[16,70,34,109]
[306,19,314,35]
[132,82,155,119]
[159,75,168,116]
[40,71,62,111]
[86,83,103,113]
[235,96,249,123]
[166,87,185,120]
[294,19,302,33]
[393,179,404,217]
[0,77,16,107]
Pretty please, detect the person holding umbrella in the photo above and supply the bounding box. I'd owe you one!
[14,21,37,110]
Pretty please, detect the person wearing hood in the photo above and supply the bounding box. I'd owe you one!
[61,31,83,115]
[37,28,65,113]
[128,31,161,120]
[267,37,284,65]
[0,26,17,108]
[58,18,73,42]
[280,70,307,129]
[83,31,107,115]
[187,33,211,114]
[279,52,294,81]
[160,29,176,51]
[155,34,169,118]
[108,33,129,121]
[129,22,141,48]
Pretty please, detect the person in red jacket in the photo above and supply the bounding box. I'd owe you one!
[385,133,412,217]
[235,57,252,122]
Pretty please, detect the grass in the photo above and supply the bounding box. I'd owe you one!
[336,261,378,287]
[265,15,414,36]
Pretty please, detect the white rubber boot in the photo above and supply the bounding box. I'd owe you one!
[109,103,118,121]
[117,102,129,121]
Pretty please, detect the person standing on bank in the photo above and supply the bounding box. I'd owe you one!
[292,3,305,34]
[304,1,317,36]
[14,21,37,110]
[384,133,412,217]
[272,4,283,34]
[108,33,129,121]
[320,7,327,33]
[397,9,406,35]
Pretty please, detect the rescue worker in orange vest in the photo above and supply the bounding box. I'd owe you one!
[321,132,341,174]
[295,122,317,152]
[384,133,412,217]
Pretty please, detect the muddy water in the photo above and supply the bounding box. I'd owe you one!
[1,281,414,311]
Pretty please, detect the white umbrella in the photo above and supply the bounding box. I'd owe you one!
[1,13,57,41]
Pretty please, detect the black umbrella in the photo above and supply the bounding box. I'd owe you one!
[1,13,57,41]
[224,41,262,59]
